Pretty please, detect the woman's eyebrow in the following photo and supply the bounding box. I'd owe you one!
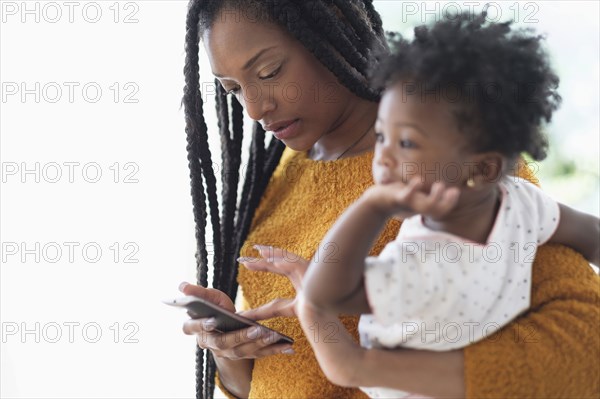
[242,46,277,70]
[213,46,277,78]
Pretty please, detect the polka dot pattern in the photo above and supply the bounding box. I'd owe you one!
[358,177,560,398]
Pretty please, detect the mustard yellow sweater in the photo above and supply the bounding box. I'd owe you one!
[220,148,599,398]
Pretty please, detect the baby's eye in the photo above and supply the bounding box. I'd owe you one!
[374,132,384,143]
[399,139,417,149]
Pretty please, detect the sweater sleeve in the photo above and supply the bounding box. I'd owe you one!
[464,158,600,398]
[464,243,600,398]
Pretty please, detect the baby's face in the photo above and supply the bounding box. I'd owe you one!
[373,81,474,191]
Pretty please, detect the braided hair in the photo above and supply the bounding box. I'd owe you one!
[182,1,387,397]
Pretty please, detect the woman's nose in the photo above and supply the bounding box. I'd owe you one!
[242,84,276,121]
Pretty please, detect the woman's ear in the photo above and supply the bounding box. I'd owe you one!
[469,152,505,188]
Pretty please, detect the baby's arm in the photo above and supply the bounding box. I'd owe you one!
[295,294,367,387]
[550,203,600,265]
[303,179,459,315]
[302,188,391,315]
[296,293,465,397]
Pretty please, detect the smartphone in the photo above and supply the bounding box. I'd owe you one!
[164,295,293,344]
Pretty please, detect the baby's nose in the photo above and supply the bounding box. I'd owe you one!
[376,152,394,167]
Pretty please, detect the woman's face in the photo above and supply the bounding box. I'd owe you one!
[203,10,355,151]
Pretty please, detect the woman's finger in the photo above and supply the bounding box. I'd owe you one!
[240,246,309,292]
[239,257,294,279]
[254,245,307,265]
[182,319,294,358]
[238,257,277,273]
[238,298,296,321]
[227,341,295,359]
[239,255,307,278]
[178,282,235,311]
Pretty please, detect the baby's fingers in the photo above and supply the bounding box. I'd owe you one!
[395,177,423,203]
[419,183,460,217]
[437,186,461,215]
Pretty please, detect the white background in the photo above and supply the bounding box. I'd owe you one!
[1,1,598,398]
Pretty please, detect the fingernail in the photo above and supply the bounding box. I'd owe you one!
[253,244,269,252]
[237,257,258,263]
[281,347,295,355]
[203,319,216,331]
[247,326,260,339]
[178,282,189,292]
[264,332,282,344]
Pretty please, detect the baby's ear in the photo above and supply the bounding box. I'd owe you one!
[472,152,505,186]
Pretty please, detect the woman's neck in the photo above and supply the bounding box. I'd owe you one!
[423,184,502,244]
[308,100,378,161]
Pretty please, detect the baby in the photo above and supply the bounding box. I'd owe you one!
[298,12,599,398]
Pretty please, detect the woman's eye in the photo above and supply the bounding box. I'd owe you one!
[226,86,241,95]
[374,132,384,143]
[260,67,280,80]
[399,139,417,149]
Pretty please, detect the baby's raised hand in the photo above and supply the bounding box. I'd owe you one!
[364,178,460,220]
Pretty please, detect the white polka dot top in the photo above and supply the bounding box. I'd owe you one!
[358,176,560,398]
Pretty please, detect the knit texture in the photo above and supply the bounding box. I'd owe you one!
[216,148,599,398]
[238,148,398,398]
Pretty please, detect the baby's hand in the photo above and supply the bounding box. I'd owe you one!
[364,178,460,220]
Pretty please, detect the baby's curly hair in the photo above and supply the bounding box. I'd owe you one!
[370,11,561,161]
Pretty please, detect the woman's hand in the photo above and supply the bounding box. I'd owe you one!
[237,245,309,320]
[179,282,294,359]
[240,246,368,386]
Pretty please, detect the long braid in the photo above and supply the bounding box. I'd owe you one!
[221,96,244,297]
[214,83,231,289]
[332,0,387,56]
[183,0,208,396]
[184,0,224,288]
[299,1,370,74]
[228,122,267,300]
[206,85,241,399]
[203,350,216,399]
[362,0,385,37]
[184,1,388,397]
[332,0,371,46]
[198,98,223,289]
[216,87,245,296]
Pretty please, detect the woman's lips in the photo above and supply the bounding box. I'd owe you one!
[272,119,300,140]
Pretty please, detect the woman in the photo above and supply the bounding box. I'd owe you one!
[180,1,599,398]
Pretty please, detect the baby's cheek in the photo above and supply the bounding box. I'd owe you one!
[371,165,383,183]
